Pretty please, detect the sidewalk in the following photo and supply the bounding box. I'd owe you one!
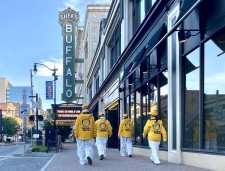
[44,143,212,171]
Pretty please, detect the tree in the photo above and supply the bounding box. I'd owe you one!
[2,117,20,137]
[57,126,72,142]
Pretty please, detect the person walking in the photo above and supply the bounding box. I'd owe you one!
[74,104,95,165]
[118,113,134,157]
[94,112,112,160]
[142,110,167,165]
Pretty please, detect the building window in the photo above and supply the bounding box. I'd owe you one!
[204,30,225,151]
[182,22,225,153]
[89,84,92,102]
[140,0,145,23]
[184,48,200,149]
[110,25,121,68]
[133,0,158,34]
[95,74,99,93]
[159,71,168,149]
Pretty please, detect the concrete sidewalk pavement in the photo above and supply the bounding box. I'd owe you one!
[44,143,212,171]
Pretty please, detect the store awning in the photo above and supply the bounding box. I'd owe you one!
[120,48,146,83]
[151,73,168,88]
[138,24,167,66]
[185,58,199,74]
[176,0,198,24]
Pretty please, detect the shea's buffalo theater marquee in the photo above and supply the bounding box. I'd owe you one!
[59,7,80,103]
[57,8,83,126]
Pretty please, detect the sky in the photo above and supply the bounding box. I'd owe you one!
[0,0,112,110]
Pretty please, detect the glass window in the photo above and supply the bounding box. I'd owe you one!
[160,71,168,149]
[135,89,141,145]
[140,0,145,23]
[142,83,149,146]
[126,95,130,115]
[184,48,200,149]
[204,30,225,151]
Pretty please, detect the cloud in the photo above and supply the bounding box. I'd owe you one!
[204,72,225,93]
[35,57,63,77]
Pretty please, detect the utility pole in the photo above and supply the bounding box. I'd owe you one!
[35,94,39,131]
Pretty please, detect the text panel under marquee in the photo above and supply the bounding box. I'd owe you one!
[55,105,82,120]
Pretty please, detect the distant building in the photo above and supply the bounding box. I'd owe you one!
[0,77,12,103]
[7,86,32,104]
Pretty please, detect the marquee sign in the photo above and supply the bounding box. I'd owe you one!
[59,7,79,103]
[53,105,82,126]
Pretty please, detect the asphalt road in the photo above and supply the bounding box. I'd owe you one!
[0,143,52,171]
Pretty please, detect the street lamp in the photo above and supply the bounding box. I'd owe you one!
[33,63,58,131]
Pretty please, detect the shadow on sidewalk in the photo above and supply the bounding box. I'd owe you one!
[44,143,211,171]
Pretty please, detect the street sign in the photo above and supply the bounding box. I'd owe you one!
[31,100,41,110]
[20,104,30,118]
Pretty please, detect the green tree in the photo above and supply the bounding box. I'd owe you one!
[2,117,20,136]
[57,126,72,142]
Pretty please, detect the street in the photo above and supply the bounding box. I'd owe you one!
[0,143,51,171]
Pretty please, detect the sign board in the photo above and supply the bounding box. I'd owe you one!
[33,134,39,138]
[20,104,30,118]
[54,105,82,121]
[53,105,82,126]
[56,120,75,126]
[59,7,79,103]
[46,81,53,100]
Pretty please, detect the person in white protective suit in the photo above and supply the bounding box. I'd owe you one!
[142,110,167,165]
[74,104,95,165]
[94,112,112,160]
[118,113,134,157]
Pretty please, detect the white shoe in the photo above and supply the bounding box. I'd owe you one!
[150,156,154,162]
[154,161,161,165]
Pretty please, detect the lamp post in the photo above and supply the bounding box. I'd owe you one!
[33,63,58,131]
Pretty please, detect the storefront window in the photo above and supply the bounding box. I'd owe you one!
[135,89,141,145]
[160,71,168,148]
[140,0,145,23]
[184,48,200,149]
[126,95,130,115]
[204,33,225,151]
[142,84,149,146]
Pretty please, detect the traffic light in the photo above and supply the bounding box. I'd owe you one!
[38,115,43,121]
[29,115,35,122]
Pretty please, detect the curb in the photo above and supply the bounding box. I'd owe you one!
[40,154,57,171]
[23,152,55,157]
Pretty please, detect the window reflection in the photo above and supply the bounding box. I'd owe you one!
[142,87,148,146]
[204,36,225,151]
[160,71,168,149]
[140,0,145,23]
[184,48,200,149]
[135,89,141,145]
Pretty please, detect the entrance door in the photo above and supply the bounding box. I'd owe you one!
[107,109,119,148]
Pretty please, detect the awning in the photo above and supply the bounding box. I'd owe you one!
[139,24,167,66]
[185,58,199,74]
[176,0,198,24]
[120,48,146,83]
[151,73,168,88]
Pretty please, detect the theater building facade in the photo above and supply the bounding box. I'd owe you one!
[84,0,225,170]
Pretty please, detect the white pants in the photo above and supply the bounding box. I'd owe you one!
[96,137,108,157]
[120,137,133,156]
[76,138,94,165]
[148,140,160,164]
